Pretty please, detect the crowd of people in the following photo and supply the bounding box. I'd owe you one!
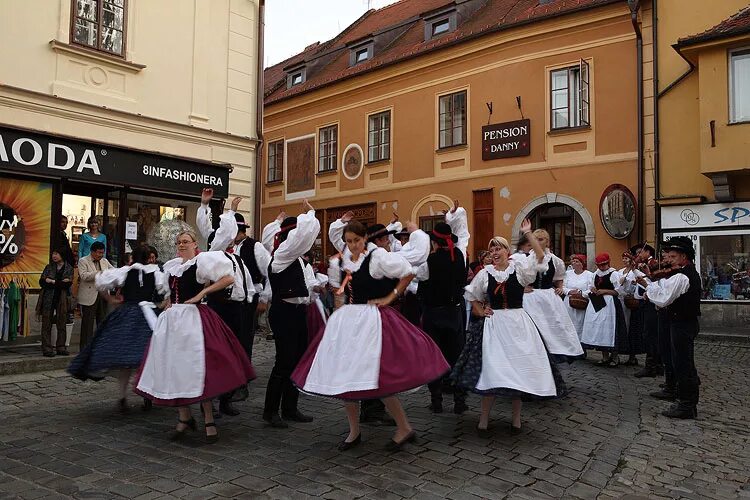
[41,188,702,449]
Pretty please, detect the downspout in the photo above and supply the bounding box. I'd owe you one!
[253,0,266,238]
[628,0,644,243]
[652,0,661,244]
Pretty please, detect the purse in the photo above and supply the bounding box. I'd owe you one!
[568,295,589,310]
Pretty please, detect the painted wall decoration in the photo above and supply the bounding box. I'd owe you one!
[342,144,364,180]
[0,178,53,274]
[286,136,316,197]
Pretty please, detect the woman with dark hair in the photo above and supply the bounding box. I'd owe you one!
[38,249,74,357]
[292,218,448,452]
[78,216,107,260]
[68,245,168,412]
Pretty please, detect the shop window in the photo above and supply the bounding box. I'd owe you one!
[438,90,467,148]
[318,125,338,173]
[700,233,749,301]
[71,0,127,56]
[267,140,284,183]
[419,215,444,233]
[730,48,750,123]
[368,111,391,162]
[550,60,590,130]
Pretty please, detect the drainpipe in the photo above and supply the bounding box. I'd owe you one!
[628,0,644,244]
[652,0,661,244]
[253,0,266,238]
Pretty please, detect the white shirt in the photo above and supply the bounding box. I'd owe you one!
[235,237,271,293]
[563,269,594,297]
[645,272,691,308]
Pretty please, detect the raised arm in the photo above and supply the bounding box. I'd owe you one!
[196,188,214,241]
[261,211,285,253]
[445,201,470,258]
[272,201,321,271]
[328,210,353,254]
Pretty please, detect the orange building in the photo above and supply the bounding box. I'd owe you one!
[260,0,641,268]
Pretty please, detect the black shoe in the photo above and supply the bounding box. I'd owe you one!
[219,400,240,416]
[509,424,523,436]
[428,401,444,414]
[170,417,197,441]
[361,414,396,426]
[56,350,70,356]
[205,422,219,444]
[263,413,289,428]
[212,403,222,420]
[142,398,153,411]
[384,430,417,452]
[281,410,313,423]
[624,357,639,366]
[118,398,129,414]
[453,401,468,415]
[43,352,55,358]
[634,367,659,378]
[476,425,491,439]
[338,434,362,451]
[661,405,697,419]
[650,389,677,401]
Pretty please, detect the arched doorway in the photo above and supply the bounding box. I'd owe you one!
[512,193,595,267]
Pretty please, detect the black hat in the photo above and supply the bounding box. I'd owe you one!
[630,243,655,256]
[280,216,297,230]
[660,236,695,260]
[367,223,396,243]
[394,227,410,240]
[429,222,458,244]
[234,212,248,231]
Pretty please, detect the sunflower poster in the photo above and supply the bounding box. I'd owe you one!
[0,178,53,275]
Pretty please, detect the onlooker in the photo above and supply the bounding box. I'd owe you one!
[56,215,75,267]
[78,216,107,260]
[38,250,74,357]
[78,241,113,349]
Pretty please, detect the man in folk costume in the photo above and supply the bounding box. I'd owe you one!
[639,236,701,419]
[417,221,468,414]
[630,243,664,378]
[259,200,320,428]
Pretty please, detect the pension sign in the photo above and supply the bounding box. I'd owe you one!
[481,119,530,160]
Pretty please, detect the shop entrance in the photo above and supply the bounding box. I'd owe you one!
[61,183,123,265]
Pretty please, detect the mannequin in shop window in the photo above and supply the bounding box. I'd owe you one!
[78,216,107,260]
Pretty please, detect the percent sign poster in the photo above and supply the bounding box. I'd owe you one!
[0,178,52,274]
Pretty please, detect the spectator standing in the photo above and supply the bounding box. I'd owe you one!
[78,241,113,349]
[78,216,107,260]
[38,250,74,357]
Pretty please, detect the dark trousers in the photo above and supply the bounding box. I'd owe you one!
[422,304,466,404]
[642,302,662,368]
[79,296,106,350]
[208,299,252,360]
[41,308,67,354]
[244,295,259,360]
[658,309,675,390]
[670,319,700,409]
[264,301,308,417]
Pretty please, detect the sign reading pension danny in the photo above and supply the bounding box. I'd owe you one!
[0,126,230,198]
[481,119,531,160]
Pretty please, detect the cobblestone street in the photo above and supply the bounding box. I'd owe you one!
[1,339,748,500]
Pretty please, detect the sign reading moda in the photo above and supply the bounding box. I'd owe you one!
[0,126,230,198]
[481,119,531,161]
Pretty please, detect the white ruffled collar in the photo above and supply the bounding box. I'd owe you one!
[341,243,378,274]
[485,262,516,283]
[121,263,161,274]
[595,267,616,277]
[163,256,199,277]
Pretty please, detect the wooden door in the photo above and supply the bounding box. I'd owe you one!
[472,189,494,262]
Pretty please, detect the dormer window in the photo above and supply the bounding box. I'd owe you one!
[349,41,374,67]
[286,67,306,89]
[424,10,457,41]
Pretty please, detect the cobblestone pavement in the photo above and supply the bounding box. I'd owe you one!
[0,339,748,500]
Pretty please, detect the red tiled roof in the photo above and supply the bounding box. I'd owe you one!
[264,0,622,105]
[677,6,750,48]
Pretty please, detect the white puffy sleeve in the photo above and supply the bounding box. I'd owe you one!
[328,218,347,254]
[261,219,281,253]
[646,274,690,308]
[327,255,342,288]
[259,283,272,304]
[514,253,548,287]
[387,221,403,248]
[414,262,430,282]
[464,268,489,303]
[445,207,470,258]
[196,203,213,242]
[552,255,566,282]
[271,210,321,272]
[391,239,403,253]
[195,251,234,284]
[369,248,414,280]
[208,210,238,252]
[254,241,271,278]
[154,270,170,297]
[95,267,129,292]
[397,229,430,266]
[315,272,329,287]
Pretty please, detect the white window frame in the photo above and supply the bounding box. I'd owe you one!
[550,59,591,130]
[367,110,391,163]
[729,47,750,123]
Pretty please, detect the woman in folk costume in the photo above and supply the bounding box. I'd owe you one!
[452,220,566,436]
[519,229,584,361]
[133,230,255,443]
[580,253,628,367]
[68,245,168,412]
[616,251,645,366]
[561,254,594,341]
[291,219,449,452]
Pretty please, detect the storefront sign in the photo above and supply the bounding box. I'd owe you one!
[0,178,52,274]
[481,119,530,160]
[661,202,750,229]
[125,221,138,240]
[0,126,230,198]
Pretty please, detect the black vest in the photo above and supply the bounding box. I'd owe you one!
[268,258,307,302]
[668,264,702,321]
[122,269,161,303]
[239,238,264,284]
[418,248,466,307]
[169,264,204,304]
[487,270,524,310]
[347,253,398,304]
[594,271,616,291]
[533,259,556,290]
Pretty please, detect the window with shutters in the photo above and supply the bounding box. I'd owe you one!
[550,60,591,130]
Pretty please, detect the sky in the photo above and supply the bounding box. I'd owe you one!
[264,0,402,67]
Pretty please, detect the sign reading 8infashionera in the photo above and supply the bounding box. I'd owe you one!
[0,126,231,198]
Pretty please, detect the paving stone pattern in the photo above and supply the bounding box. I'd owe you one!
[0,339,748,499]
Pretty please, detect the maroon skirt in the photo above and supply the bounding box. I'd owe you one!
[307,300,327,344]
[133,305,256,407]
[292,306,449,400]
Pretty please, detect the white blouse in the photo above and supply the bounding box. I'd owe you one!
[464,254,546,303]
[342,243,414,280]
[562,269,594,296]
[163,251,234,284]
[95,264,169,297]
[445,207,470,259]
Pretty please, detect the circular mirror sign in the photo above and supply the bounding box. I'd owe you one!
[600,184,636,239]
[342,144,364,180]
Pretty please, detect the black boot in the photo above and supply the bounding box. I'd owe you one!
[634,366,660,378]
[281,410,313,423]
[650,388,677,401]
[263,375,284,423]
[262,412,288,428]
[662,403,697,419]
[219,398,240,416]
